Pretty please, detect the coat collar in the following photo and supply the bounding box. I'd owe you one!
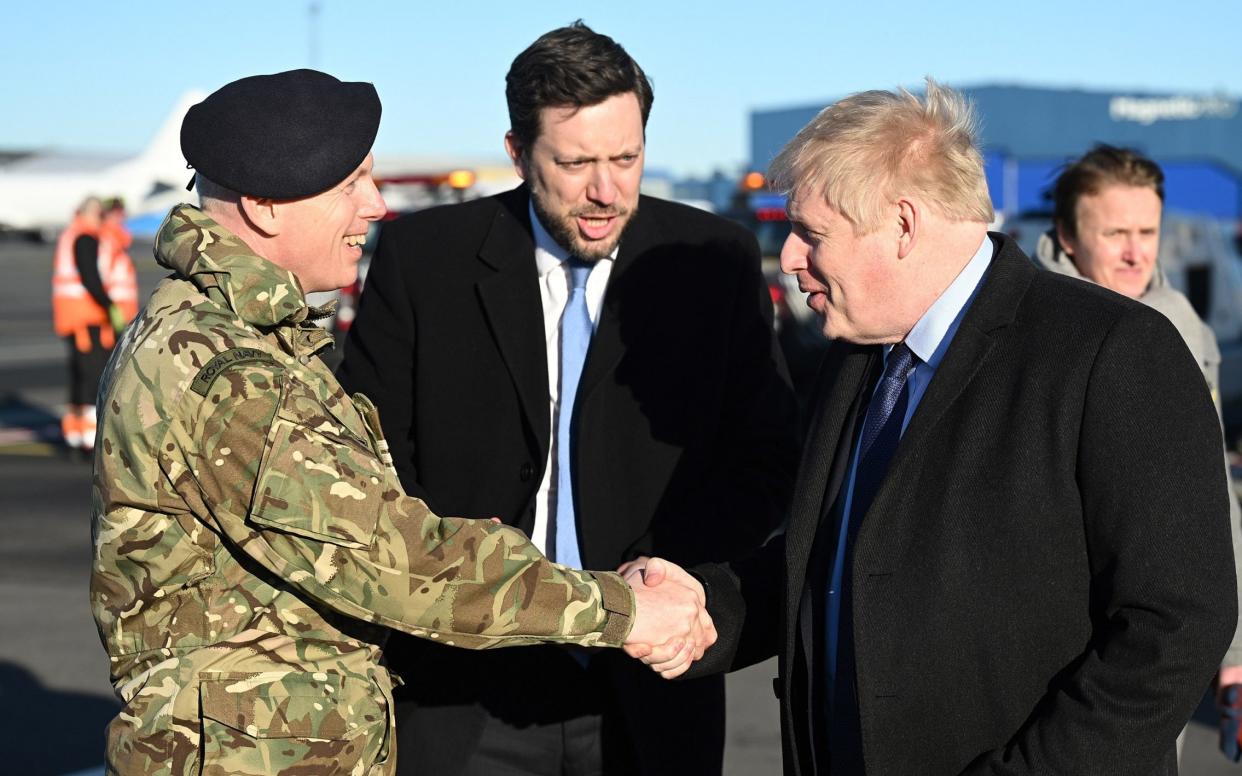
[786,341,876,614]
[473,187,551,458]
[476,186,536,271]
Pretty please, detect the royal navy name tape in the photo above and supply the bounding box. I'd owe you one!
[191,348,279,396]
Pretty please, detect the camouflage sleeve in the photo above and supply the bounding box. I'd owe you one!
[183,361,634,649]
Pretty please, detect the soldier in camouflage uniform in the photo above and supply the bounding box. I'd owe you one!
[90,69,707,776]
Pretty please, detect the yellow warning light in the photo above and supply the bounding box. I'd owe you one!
[447,169,476,189]
[742,171,766,191]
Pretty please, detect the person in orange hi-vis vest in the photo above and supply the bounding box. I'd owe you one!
[99,198,139,324]
[52,196,136,455]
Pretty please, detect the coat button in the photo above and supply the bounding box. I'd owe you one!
[519,463,534,481]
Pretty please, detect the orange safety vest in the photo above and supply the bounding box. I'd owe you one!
[52,216,136,351]
[99,220,139,323]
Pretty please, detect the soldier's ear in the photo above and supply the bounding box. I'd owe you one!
[240,196,280,237]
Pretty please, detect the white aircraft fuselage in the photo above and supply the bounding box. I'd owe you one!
[0,91,204,240]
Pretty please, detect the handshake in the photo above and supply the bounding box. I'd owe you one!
[618,556,716,679]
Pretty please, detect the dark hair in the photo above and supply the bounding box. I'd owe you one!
[1052,144,1164,239]
[505,21,654,155]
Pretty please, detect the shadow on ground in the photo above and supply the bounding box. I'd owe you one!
[0,661,117,775]
[0,392,63,444]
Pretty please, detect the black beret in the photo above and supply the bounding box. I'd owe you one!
[182,68,381,199]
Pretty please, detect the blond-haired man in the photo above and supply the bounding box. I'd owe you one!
[638,80,1236,774]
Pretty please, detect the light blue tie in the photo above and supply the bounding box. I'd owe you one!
[553,258,593,568]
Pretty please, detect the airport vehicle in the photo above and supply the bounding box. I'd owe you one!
[0,92,203,241]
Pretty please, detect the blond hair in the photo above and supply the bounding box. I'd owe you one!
[769,78,993,234]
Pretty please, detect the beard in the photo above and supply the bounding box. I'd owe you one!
[530,187,637,263]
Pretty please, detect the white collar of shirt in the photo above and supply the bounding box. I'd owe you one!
[897,232,994,369]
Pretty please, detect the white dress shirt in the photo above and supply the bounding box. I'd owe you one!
[529,203,617,554]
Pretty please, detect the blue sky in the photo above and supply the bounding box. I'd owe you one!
[3,0,1239,176]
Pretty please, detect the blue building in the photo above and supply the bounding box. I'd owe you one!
[750,85,1242,219]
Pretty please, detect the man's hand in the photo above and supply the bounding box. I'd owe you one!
[621,556,716,679]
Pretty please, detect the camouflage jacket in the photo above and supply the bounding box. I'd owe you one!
[90,205,634,775]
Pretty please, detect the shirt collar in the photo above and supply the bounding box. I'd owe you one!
[900,233,994,368]
[530,201,618,277]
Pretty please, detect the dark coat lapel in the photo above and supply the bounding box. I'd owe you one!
[852,235,1036,572]
[786,343,876,607]
[788,342,876,730]
[475,187,552,461]
[577,196,662,402]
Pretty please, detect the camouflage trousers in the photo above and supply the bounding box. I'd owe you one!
[104,633,396,775]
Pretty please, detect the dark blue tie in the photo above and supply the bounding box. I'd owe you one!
[850,342,917,525]
[824,342,918,763]
[551,258,593,567]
